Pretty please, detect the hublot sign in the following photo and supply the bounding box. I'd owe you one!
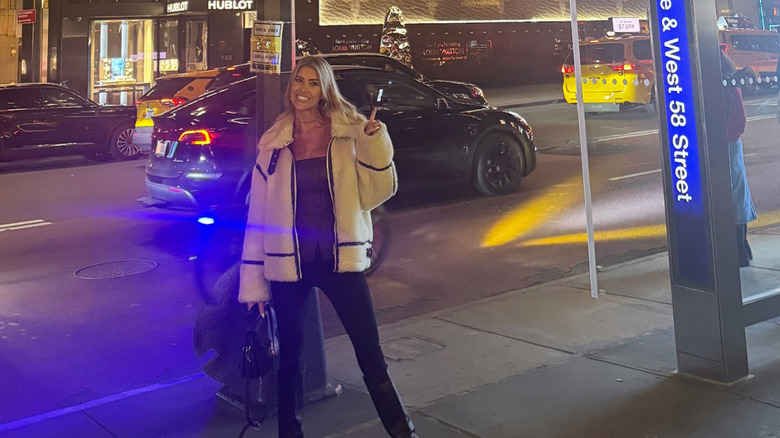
[207,0,254,10]
[166,1,189,13]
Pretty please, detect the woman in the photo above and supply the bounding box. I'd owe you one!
[238,56,417,438]
[721,51,757,267]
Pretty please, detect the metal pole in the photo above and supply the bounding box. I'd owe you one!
[254,0,341,404]
[567,12,599,299]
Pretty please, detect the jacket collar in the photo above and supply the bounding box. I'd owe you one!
[258,111,366,151]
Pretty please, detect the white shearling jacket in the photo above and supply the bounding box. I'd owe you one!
[238,111,398,303]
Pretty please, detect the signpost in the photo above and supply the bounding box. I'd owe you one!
[250,21,284,74]
[650,0,753,383]
[17,9,36,24]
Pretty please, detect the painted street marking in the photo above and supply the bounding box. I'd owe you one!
[609,169,662,181]
[0,219,52,233]
[0,374,205,433]
[592,129,658,143]
[746,114,775,122]
[591,114,773,144]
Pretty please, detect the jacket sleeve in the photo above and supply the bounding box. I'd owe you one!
[239,149,271,303]
[355,122,398,211]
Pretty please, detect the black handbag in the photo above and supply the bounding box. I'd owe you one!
[238,303,279,437]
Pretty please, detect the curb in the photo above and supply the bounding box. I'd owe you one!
[496,99,565,110]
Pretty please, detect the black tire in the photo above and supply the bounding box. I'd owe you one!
[83,151,112,162]
[472,132,525,196]
[109,123,141,161]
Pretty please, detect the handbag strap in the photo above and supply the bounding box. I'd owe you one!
[238,303,276,437]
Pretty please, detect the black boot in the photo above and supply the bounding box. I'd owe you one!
[277,369,304,438]
[364,374,417,438]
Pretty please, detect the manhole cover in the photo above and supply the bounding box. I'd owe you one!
[75,260,158,279]
[381,336,444,361]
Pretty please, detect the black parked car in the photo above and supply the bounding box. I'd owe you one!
[319,53,489,106]
[0,83,139,162]
[145,65,535,215]
[206,53,488,106]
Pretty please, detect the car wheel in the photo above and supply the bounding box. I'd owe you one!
[109,123,141,161]
[472,132,524,196]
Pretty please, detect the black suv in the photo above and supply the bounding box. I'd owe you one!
[0,83,138,162]
[144,65,534,215]
[206,53,489,106]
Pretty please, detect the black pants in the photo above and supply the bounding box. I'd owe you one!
[271,259,413,438]
[737,223,753,267]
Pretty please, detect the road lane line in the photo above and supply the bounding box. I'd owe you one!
[0,374,205,433]
[592,129,658,143]
[591,114,773,144]
[0,219,52,233]
[7,222,53,231]
[0,219,44,228]
[609,169,662,181]
[746,114,775,122]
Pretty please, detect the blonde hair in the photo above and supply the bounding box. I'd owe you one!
[278,56,365,125]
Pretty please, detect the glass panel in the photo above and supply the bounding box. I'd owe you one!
[90,19,155,105]
[159,19,180,75]
[40,87,89,108]
[721,28,780,303]
[564,15,668,299]
[185,20,207,71]
[0,88,41,110]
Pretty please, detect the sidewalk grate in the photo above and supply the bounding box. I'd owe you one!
[74,260,158,280]
[381,336,444,361]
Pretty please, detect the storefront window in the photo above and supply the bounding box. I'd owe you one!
[159,19,180,75]
[90,19,155,105]
[185,20,207,71]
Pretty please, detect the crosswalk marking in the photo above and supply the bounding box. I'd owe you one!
[0,219,52,233]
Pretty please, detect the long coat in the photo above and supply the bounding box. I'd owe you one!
[238,111,397,303]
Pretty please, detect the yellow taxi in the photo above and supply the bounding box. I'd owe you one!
[561,35,655,113]
[134,69,220,151]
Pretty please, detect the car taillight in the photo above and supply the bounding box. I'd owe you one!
[608,63,636,72]
[178,129,213,145]
[161,98,186,107]
[561,65,575,74]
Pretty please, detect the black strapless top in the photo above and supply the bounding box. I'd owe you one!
[295,157,335,263]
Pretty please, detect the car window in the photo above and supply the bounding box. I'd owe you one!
[338,73,436,113]
[751,35,779,53]
[632,39,653,60]
[40,87,88,108]
[209,66,253,90]
[0,89,42,110]
[580,43,625,64]
[165,77,255,118]
[730,35,751,51]
[141,77,194,100]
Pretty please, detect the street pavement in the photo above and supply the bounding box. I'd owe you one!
[3,84,780,438]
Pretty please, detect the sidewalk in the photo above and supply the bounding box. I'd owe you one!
[3,224,780,438]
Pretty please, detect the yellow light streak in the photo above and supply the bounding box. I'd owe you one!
[516,210,780,248]
[518,224,667,247]
[481,176,582,248]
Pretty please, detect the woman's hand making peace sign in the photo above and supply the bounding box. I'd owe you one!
[364,108,380,136]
